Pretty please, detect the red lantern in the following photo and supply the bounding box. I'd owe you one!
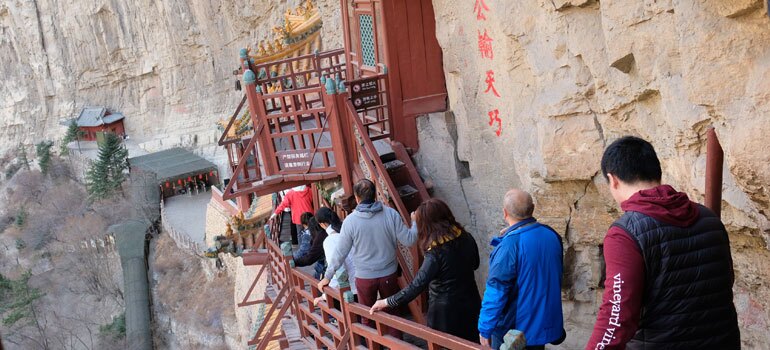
[178,179,183,185]
[198,174,203,179]
[209,171,214,176]
[165,182,170,188]
[187,176,192,182]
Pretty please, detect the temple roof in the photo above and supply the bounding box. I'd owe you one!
[129,148,217,183]
[76,106,125,127]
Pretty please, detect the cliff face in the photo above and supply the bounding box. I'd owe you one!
[421,0,770,348]
[0,0,342,162]
[4,0,770,348]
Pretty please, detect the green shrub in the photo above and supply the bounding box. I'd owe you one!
[14,208,25,228]
[99,312,126,339]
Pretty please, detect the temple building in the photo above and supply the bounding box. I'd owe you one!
[74,106,126,142]
[129,148,219,199]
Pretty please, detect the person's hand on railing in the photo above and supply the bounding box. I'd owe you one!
[368,299,388,315]
[269,213,277,222]
[317,277,330,291]
[479,335,491,348]
[313,295,325,306]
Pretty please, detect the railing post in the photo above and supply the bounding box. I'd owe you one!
[335,268,357,350]
[322,74,355,198]
[705,127,724,218]
[241,51,278,176]
[280,241,300,320]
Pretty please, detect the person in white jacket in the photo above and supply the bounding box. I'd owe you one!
[313,207,357,306]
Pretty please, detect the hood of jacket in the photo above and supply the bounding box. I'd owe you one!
[621,185,699,227]
[352,201,384,218]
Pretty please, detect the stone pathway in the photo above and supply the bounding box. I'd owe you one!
[163,193,211,245]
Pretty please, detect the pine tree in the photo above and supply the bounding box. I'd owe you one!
[86,133,128,200]
[0,271,47,348]
[35,141,53,176]
[16,144,30,171]
[60,120,82,155]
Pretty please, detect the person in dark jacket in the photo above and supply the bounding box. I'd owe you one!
[478,189,564,350]
[293,217,327,279]
[292,212,314,261]
[585,136,739,350]
[369,198,481,342]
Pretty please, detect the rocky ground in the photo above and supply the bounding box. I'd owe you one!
[0,159,125,350]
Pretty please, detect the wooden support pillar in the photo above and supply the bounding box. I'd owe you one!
[240,51,278,176]
[236,195,250,213]
[323,75,355,198]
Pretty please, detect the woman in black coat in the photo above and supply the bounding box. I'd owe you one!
[369,198,481,342]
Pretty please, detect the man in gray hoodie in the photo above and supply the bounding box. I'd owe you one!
[317,179,417,337]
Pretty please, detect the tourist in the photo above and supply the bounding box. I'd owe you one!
[313,207,357,306]
[293,217,327,279]
[292,212,314,261]
[271,185,313,244]
[585,136,740,349]
[317,179,417,338]
[478,189,565,350]
[369,199,481,342]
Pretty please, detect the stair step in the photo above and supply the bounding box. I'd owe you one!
[383,159,405,172]
[281,317,305,346]
[265,284,278,303]
[372,139,396,162]
[397,184,419,198]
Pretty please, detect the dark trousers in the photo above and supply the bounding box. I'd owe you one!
[492,333,544,350]
[355,272,403,338]
[279,211,298,244]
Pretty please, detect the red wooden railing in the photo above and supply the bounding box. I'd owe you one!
[222,50,347,200]
[344,96,425,320]
[242,219,490,350]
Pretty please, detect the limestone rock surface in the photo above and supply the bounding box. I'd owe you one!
[0,0,342,169]
[423,0,770,348]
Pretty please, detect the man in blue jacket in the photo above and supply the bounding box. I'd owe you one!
[479,189,564,349]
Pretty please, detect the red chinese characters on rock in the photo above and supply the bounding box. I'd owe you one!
[488,109,502,136]
[478,29,494,60]
[484,70,500,97]
[474,0,490,21]
[474,1,502,137]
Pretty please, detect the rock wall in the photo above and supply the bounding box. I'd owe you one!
[420,0,770,348]
[0,0,343,168]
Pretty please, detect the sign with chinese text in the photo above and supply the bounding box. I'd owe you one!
[277,149,313,171]
[350,77,381,111]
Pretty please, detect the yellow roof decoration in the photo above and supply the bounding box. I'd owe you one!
[248,0,323,64]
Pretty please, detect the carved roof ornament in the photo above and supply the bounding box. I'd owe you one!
[246,0,322,64]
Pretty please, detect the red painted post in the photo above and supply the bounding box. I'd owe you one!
[705,127,724,218]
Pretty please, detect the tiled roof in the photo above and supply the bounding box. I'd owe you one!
[76,106,125,127]
[129,148,217,183]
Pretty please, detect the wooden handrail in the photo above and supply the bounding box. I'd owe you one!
[343,97,427,325]
[346,302,481,350]
[240,206,499,350]
[218,94,248,146]
[251,48,345,76]
[344,99,415,273]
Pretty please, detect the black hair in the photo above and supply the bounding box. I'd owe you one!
[300,212,314,227]
[315,207,342,233]
[307,217,324,237]
[600,136,662,184]
[353,179,376,203]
